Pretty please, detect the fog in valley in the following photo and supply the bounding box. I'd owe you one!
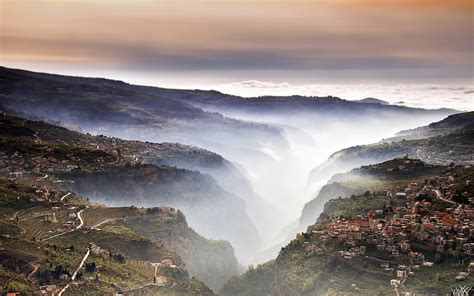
[104,106,452,263]
[0,67,457,266]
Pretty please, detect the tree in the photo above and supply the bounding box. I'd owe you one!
[113,253,125,263]
[85,262,96,273]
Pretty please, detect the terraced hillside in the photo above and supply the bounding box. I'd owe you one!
[0,180,222,295]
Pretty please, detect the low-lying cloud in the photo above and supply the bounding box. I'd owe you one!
[215,81,474,111]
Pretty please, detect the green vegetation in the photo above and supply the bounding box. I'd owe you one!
[0,181,216,295]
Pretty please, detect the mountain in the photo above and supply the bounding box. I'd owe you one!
[221,159,474,295]
[0,106,274,247]
[302,112,473,237]
[96,81,453,117]
[0,66,290,157]
[121,210,242,291]
[0,66,294,245]
[0,113,261,264]
[0,180,220,295]
[396,111,474,138]
[307,112,474,190]
[0,67,458,242]
[353,98,390,105]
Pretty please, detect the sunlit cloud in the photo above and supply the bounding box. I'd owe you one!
[1,0,472,83]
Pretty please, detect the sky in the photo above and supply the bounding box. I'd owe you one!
[1,0,473,109]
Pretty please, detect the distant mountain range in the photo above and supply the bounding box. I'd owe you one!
[0,66,455,148]
[0,66,289,154]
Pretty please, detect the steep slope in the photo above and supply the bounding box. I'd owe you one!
[308,112,474,189]
[120,210,242,291]
[0,110,271,238]
[302,158,445,227]
[221,159,474,295]
[0,67,290,242]
[396,111,474,138]
[59,164,260,260]
[0,113,261,262]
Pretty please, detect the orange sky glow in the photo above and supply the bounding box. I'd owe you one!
[1,0,472,84]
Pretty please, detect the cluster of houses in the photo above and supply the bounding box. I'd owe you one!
[42,206,81,235]
[158,258,178,269]
[0,148,81,179]
[33,285,57,296]
[306,170,473,291]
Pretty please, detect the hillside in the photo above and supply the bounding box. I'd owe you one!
[308,112,474,189]
[221,159,474,295]
[396,111,474,138]
[301,159,444,227]
[0,113,260,267]
[0,66,289,155]
[0,180,218,295]
[0,111,272,244]
[120,211,242,291]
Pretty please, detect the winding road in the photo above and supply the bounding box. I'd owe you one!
[27,264,40,285]
[60,192,72,202]
[432,189,457,205]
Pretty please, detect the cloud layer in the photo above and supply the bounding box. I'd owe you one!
[215,81,474,111]
[1,0,473,83]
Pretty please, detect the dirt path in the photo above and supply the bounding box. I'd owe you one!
[27,263,40,284]
[57,248,91,296]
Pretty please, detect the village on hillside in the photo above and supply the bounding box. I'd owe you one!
[302,161,473,294]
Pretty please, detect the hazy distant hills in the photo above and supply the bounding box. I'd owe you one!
[0,68,289,237]
[108,80,455,117]
[0,66,455,132]
[352,98,390,105]
[0,67,289,152]
[396,111,474,139]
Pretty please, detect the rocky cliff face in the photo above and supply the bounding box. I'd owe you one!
[123,211,242,291]
[299,182,357,228]
[59,164,262,262]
